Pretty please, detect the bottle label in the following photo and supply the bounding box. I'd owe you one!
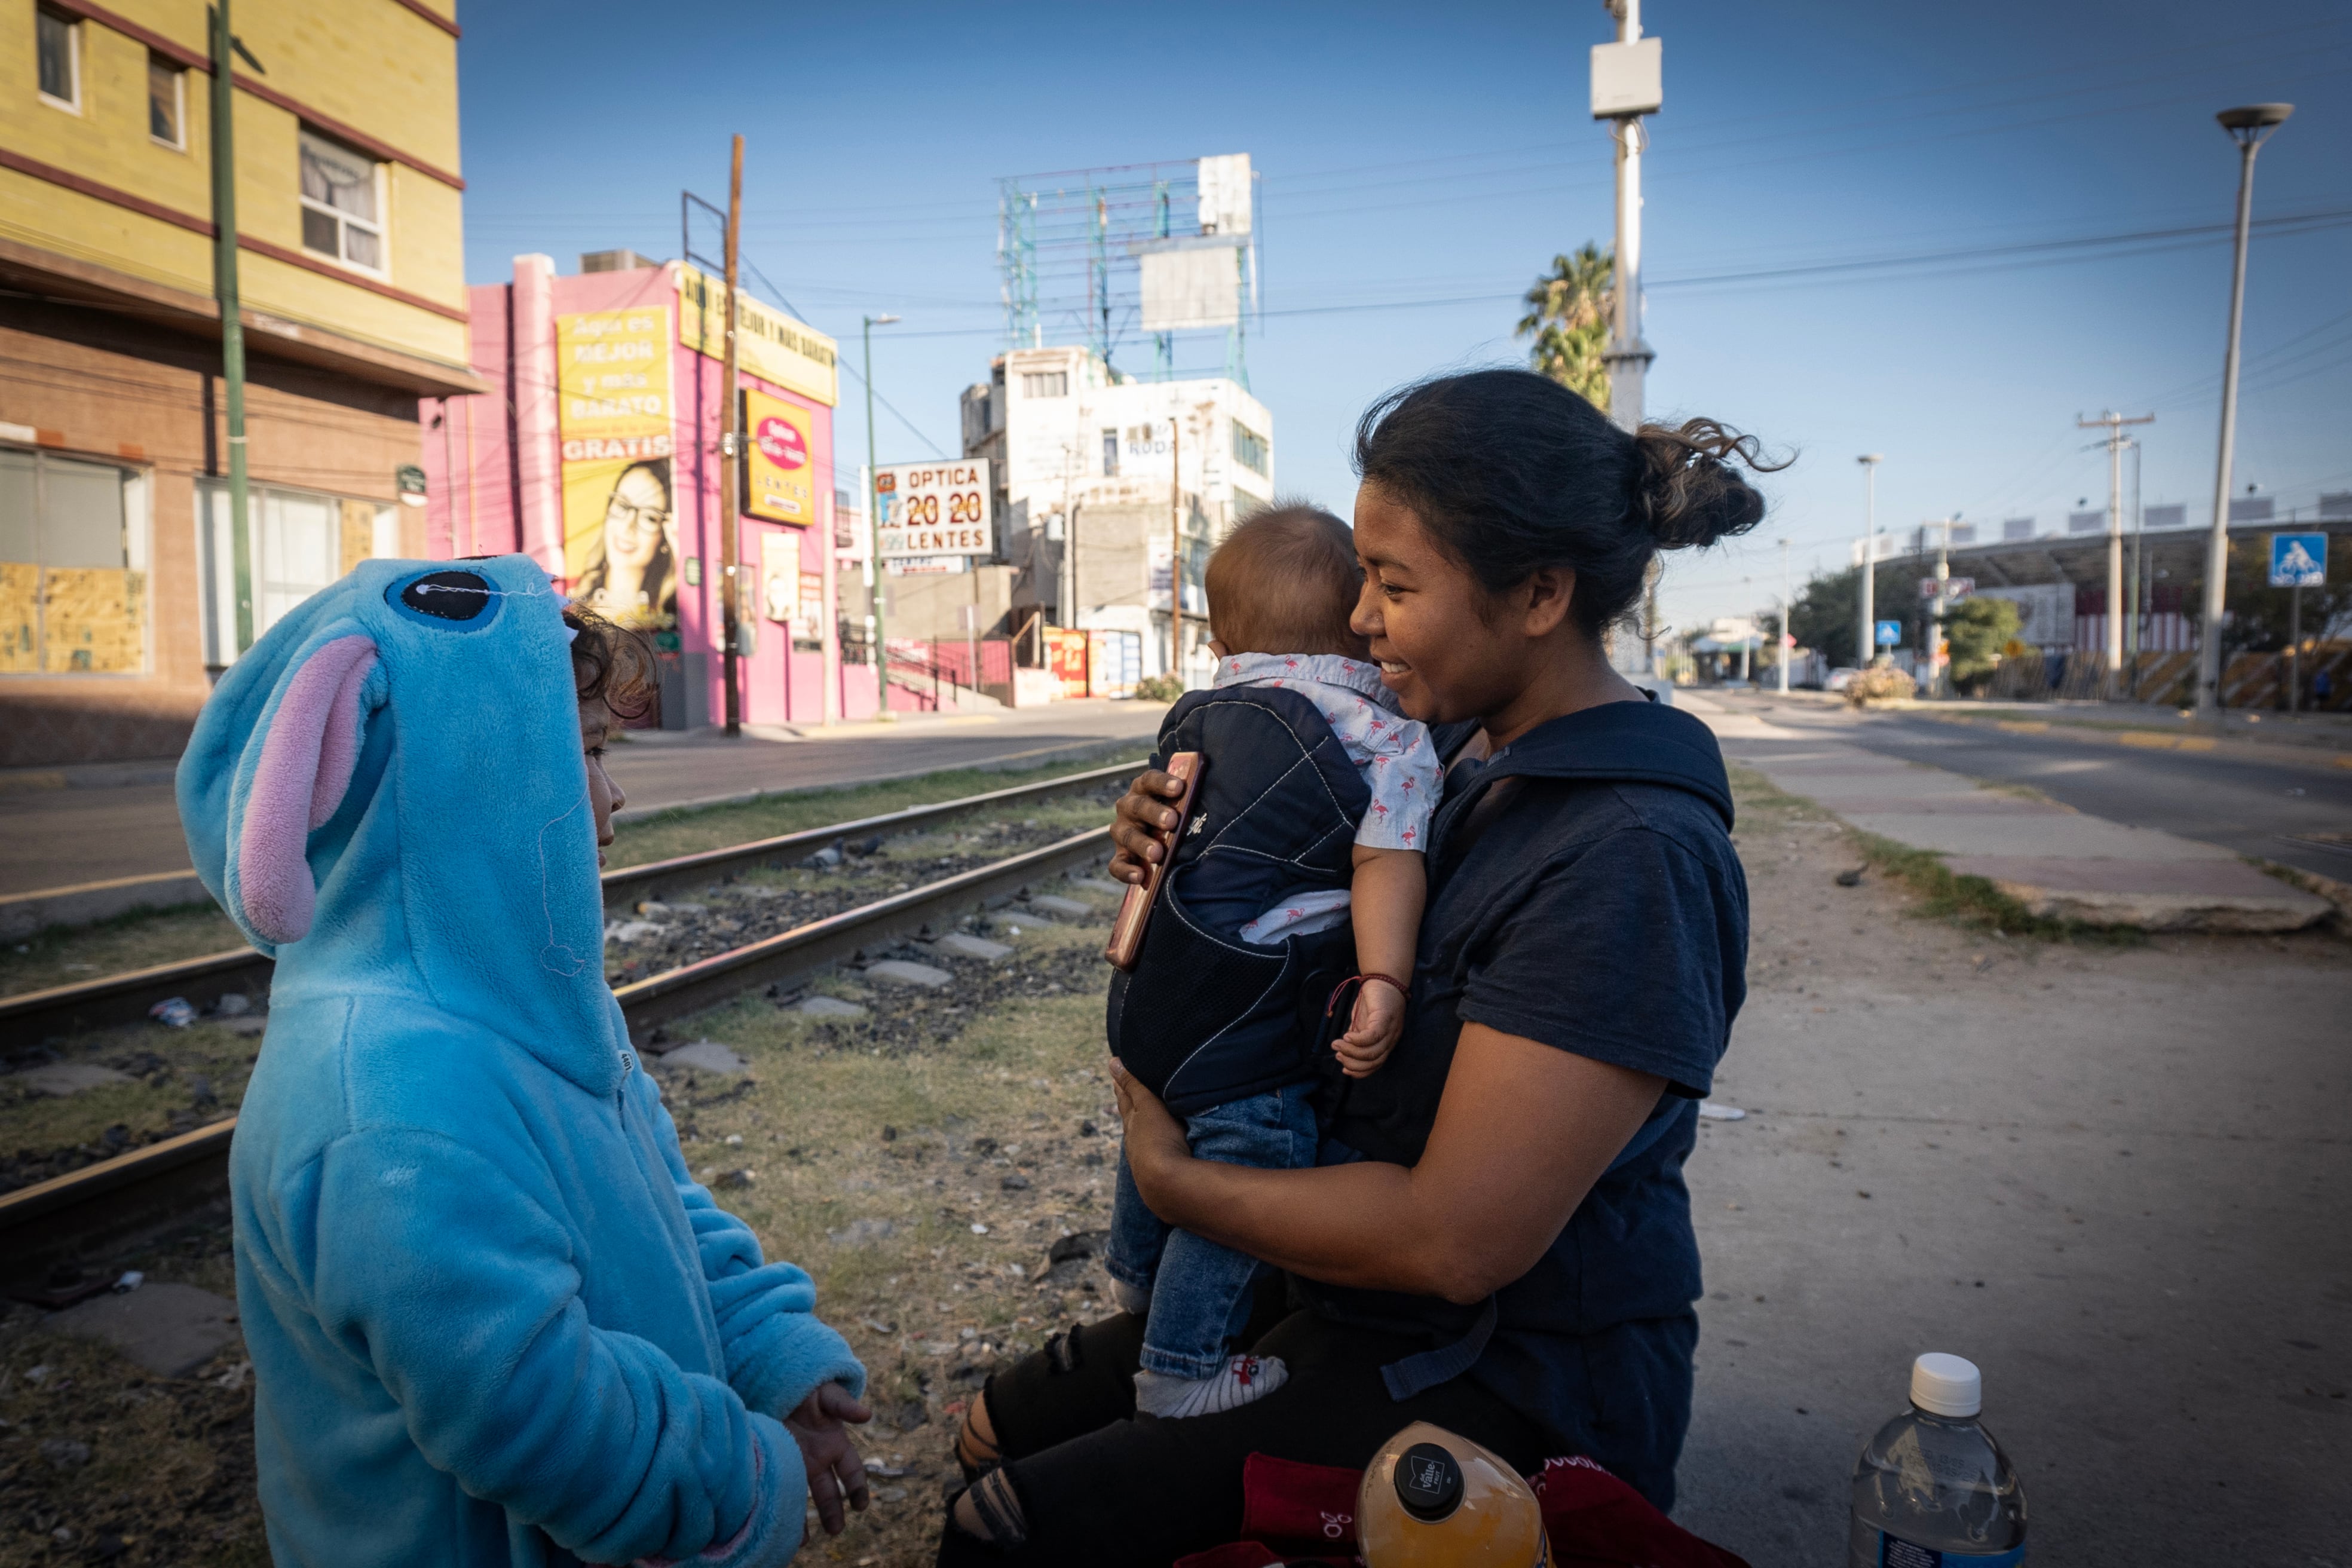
[1871,1529,2025,1567]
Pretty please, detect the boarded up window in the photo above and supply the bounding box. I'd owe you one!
[0,448,146,675]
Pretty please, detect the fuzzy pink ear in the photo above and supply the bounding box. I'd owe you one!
[237,635,379,944]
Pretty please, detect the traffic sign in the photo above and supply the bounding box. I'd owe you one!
[2270,532,2326,587]
[1918,577,1975,602]
[1875,620,1901,648]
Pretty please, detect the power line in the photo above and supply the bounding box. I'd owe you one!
[739,252,949,460]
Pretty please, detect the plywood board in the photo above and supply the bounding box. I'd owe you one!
[41,567,145,673]
[0,562,37,673]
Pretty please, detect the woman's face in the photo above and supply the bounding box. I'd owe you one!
[1350,485,1567,728]
[580,697,626,866]
[604,468,670,573]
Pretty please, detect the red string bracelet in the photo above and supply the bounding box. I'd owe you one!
[1325,972,1411,1019]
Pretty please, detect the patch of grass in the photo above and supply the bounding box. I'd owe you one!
[2,1021,256,1193]
[1850,832,2143,947]
[607,743,1149,868]
[0,904,246,1000]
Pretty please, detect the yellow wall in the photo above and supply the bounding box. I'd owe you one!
[0,0,467,369]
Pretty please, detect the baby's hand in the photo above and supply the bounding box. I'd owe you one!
[1334,978,1407,1079]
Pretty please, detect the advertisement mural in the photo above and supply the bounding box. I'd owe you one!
[558,306,677,629]
[744,388,817,525]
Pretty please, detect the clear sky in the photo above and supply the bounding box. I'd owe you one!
[454,0,2350,637]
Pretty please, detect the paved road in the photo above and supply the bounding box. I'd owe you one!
[0,702,1164,898]
[1719,695,2352,884]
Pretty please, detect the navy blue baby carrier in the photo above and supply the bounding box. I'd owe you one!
[1106,685,1369,1117]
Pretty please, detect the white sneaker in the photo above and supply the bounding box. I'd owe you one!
[1133,1355,1290,1419]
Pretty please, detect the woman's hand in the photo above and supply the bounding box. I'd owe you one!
[1107,1058,1193,1209]
[1107,770,1189,886]
[783,1382,872,1536]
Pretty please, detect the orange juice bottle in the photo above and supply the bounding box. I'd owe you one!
[1356,1422,1551,1568]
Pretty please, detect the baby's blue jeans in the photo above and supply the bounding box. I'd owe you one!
[1103,1081,1320,1380]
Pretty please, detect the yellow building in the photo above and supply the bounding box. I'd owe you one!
[0,0,478,765]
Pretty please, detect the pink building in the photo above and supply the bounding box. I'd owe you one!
[419,252,880,728]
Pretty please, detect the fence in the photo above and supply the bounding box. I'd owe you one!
[1983,644,2352,710]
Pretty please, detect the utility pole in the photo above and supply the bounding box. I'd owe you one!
[1857,454,1883,667]
[2197,103,2293,723]
[862,314,899,721]
[2078,410,2154,681]
[718,134,744,737]
[1777,538,1792,693]
[2125,436,2145,696]
[210,1,252,653]
[1594,0,1661,431]
[1168,414,1183,682]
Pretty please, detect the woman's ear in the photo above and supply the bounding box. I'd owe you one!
[1520,565,1578,639]
[235,634,379,944]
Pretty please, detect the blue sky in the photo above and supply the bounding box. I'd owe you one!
[455,0,2350,635]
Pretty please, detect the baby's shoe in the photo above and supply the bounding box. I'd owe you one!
[1133,1355,1290,1419]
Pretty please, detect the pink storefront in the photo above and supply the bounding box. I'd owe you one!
[418,253,877,728]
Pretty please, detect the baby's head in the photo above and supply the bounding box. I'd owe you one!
[1203,503,1367,660]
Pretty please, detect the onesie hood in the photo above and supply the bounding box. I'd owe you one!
[177,556,624,1093]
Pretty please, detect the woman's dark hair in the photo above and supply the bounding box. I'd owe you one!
[1353,369,1781,635]
[562,603,660,725]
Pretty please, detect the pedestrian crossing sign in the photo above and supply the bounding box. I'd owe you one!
[2270,533,2326,588]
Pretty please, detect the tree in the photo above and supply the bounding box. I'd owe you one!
[1516,244,1613,411]
[1788,566,1861,669]
[1946,596,2020,694]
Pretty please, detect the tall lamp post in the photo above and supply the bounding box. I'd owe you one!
[862,313,901,721]
[1857,454,1882,668]
[1777,537,1792,694]
[2195,102,2292,722]
[1593,1,1661,431]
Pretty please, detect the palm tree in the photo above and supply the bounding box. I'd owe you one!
[1515,243,1613,412]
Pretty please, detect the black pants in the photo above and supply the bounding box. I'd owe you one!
[936,1306,1551,1567]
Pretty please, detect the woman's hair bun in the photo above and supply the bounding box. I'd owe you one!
[1630,418,1779,549]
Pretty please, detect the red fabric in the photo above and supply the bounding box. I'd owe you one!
[1171,1451,1749,1568]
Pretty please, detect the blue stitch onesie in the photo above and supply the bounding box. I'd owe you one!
[176,556,861,1568]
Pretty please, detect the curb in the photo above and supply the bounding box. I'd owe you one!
[0,871,216,941]
[1968,877,2331,933]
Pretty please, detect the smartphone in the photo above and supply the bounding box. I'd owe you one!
[1103,752,1203,971]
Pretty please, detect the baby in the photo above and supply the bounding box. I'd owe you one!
[1105,504,1440,1419]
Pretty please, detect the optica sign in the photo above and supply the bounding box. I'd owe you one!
[743,388,817,524]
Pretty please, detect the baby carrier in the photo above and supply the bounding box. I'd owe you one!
[1107,684,1369,1116]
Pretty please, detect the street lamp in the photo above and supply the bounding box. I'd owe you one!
[1857,454,1883,669]
[2194,102,2292,722]
[862,313,901,721]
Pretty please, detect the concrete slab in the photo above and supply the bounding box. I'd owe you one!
[866,959,953,988]
[15,1062,135,1096]
[1946,856,2333,932]
[795,995,868,1019]
[1026,895,1094,919]
[46,1282,238,1377]
[1796,794,2069,816]
[660,1041,749,1075]
[1839,813,2237,860]
[932,933,1013,962]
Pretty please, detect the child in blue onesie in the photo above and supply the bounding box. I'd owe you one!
[176,558,868,1568]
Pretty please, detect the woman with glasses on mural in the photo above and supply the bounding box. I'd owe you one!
[573,459,678,629]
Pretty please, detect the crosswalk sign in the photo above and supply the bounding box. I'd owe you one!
[2270,533,2327,588]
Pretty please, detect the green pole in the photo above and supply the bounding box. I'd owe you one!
[210,2,250,653]
[863,314,895,721]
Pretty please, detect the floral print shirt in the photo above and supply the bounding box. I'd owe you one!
[1211,652,1441,853]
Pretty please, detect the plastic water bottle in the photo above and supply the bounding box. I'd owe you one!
[1847,1353,2027,1566]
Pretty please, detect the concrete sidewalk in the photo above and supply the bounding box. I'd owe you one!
[1676,693,2334,932]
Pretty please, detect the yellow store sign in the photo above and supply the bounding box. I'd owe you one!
[678,265,839,407]
[743,388,817,525]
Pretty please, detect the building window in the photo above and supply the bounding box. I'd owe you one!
[299,129,387,273]
[1021,371,1068,399]
[1230,421,1269,477]
[148,52,185,146]
[198,483,391,666]
[1,448,150,675]
[1101,427,1119,477]
[36,8,79,111]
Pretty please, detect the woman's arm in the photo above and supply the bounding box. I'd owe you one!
[1113,1022,1665,1305]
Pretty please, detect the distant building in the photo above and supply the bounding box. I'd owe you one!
[955,345,1272,683]
[0,0,475,765]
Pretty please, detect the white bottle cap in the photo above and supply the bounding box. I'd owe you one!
[1910,1353,1982,1417]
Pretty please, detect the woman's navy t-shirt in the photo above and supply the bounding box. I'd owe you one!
[1294,696,1750,1447]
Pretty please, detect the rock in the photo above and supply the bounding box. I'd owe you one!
[804,845,843,869]
[1835,867,1866,887]
[47,1282,238,1377]
[1697,1102,1747,1121]
[1079,1120,1098,1137]
[832,1218,898,1247]
[866,959,953,989]
[1069,878,1125,897]
[933,933,1013,962]
[1028,895,1092,920]
[1000,1173,1031,1191]
[606,920,669,944]
[16,1062,134,1097]
[226,1017,268,1037]
[1049,1230,1108,1264]
[40,1439,90,1469]
[795,995,868,1019]
[884,1399,928,1431]
[715,1169,755,1190]
[213,993,252,1016]
[661,1041,750,1076]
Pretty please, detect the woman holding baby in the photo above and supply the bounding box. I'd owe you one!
[938,369,1768,1564]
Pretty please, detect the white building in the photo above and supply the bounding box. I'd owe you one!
[961,344,1273,684]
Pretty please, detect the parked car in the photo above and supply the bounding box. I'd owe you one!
[1826,667,1861,693]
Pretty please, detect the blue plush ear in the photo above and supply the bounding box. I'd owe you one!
[235,635,379,944]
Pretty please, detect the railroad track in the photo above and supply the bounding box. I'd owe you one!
[1,763,1138,1266]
